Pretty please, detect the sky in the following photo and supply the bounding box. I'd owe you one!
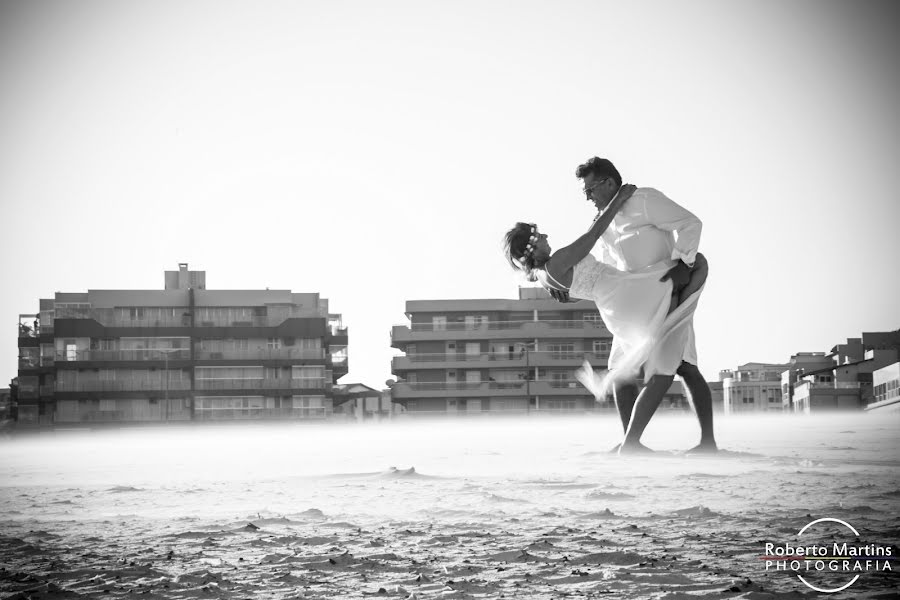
[1,0,898,390]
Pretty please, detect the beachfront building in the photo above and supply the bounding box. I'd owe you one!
[778,331,900,414]
[707,380,724,413]
[869,362,900,412]
[779,352,832,411]
[389,287,687,416]
[15,264,348,426]
[792,347,899,413]
[721,362,791,414]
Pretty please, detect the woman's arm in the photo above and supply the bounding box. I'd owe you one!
[546,184,636,281]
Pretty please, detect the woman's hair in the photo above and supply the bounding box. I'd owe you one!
[503,222,548,282]
[575,157,622,188]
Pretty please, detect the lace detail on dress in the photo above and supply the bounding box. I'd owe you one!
[569,254,605,300]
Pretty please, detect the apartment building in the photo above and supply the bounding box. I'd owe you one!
[721,362,791,414]
[389,287,688,415]
[789,331,900,413]
[15,264,348,426]
[779,352,833,411]
[869,361,900,412]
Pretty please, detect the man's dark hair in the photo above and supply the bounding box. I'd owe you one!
[575,157,622,187]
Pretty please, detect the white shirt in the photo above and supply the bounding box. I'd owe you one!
[597,187,702,271]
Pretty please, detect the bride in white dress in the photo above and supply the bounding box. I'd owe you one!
[504,185,708,447]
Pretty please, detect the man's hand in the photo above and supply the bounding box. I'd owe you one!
[548,288,571,303]
[660,260,691,291]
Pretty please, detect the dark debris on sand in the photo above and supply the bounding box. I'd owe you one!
[0,512,895,599]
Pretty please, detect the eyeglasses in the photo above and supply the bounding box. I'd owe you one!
[582,178,609,198]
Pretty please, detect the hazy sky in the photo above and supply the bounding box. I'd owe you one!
[2,0,898,390]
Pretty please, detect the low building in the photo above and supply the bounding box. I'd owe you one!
[0,387,9,422]
[780,352,833,411]
[868,362,900,412]
[708,380,724,413]
[722,362,791,414]
[793,348,899,413]
[332,383,393,421]
[15,264,348,426]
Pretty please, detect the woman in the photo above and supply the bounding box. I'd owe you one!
[503,184,708,421]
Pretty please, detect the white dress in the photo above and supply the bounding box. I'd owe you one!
[561,253,704,399]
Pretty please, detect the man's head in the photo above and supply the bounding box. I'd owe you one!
[576,157,622,212]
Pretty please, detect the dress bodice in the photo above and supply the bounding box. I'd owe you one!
[569,254,613,304]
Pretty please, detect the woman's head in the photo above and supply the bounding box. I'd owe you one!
[503,222,551,281]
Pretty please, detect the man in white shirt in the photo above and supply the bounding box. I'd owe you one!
[571,157,716,453]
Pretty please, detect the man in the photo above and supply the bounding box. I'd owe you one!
[563,157,716,454]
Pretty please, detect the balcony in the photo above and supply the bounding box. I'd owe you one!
[391,381,525,399]
[194,407,328,420]
[18,325,38,339]
[55,381,192,392]
[195,348,325,361]
[18,356,40,370]
[195,313,321,328]
[390,378,590,399]
[391,320,609,344]
[392,350,609,372]
[54,307,189,328]
[56,349,192,363]
[194,378,328,391]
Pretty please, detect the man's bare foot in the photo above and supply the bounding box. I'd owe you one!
[618,441,655,455]
[686,440,718,454]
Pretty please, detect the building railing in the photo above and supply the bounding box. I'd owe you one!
[405,319,606,332]
[49,307,329,328]
[194,378,328,390]
[55,381,192,392]
[195,348,325,360]
[17,325,38,338]
[402,350,609,363]
[56,349,193,362]
[194,408,328,420]
[395,378,586,392]
[798,381,862,390]
[18,357,40,369]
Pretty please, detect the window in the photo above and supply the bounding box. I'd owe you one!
[465,343,480,357]
[66,343,77,361]
[583,313,602,324]
[292,366,324,378]
[547,343,575,360]
[550,370,569,387]
[432,316,447,331]
[267,338,281,349]
[465,315,488,329]
[592,340,611,357]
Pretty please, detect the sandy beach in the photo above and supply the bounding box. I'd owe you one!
[1,413,897,599]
